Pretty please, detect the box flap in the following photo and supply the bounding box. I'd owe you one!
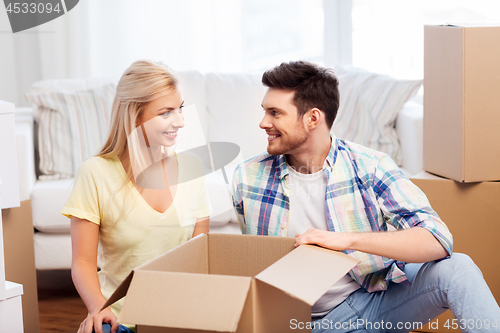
[136,233,208,274]
[255,245,359,306]
[119,270,252,332]
[101,271,135,311]
[207,233,295,277]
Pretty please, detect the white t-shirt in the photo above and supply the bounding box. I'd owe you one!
[287,164,360,316]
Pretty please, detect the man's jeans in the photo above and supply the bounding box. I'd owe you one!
[313,253,500,333]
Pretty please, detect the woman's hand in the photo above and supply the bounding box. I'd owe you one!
[77,307,119,333]
[294,228,353,251]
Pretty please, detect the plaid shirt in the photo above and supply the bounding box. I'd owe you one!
[232,137,453,292]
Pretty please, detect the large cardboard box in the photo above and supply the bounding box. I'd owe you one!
[410,172,500,332]
[423,25,500,182]
[2,200,40,333]
[103,233,359,332]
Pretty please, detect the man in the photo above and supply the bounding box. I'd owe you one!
[231,61,500,332]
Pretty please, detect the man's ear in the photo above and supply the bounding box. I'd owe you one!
[307,108,322,129]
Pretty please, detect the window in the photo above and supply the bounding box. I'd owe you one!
[87,0,324,77]
[352,0,500,79]
[241,0,324,72]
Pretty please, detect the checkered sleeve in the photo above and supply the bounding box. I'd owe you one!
[373,154,453,257]
[231,163,248,234]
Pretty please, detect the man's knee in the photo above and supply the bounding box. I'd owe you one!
[438,253,482,279]
[448,253,477,268]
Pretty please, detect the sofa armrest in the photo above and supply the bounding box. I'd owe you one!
[15,107,37,201]
[396,100,424,176]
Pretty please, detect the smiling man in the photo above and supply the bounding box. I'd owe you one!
[231,61,500,332]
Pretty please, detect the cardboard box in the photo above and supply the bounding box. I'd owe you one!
[103,233,359,333]
[2,200,40,333]
[423,25,500,182]
[410,172,500,332]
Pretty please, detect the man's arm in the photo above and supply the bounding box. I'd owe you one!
[295,227,448,263]
[231,164,247,234]
[296,153,452,263]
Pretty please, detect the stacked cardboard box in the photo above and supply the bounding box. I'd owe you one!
[423,25,500,182]
[411,25,500,332]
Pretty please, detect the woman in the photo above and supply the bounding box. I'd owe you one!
[61,60,211,333]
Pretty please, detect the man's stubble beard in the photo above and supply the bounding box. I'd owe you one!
[267,121,308,156]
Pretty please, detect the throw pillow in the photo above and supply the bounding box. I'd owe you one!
[25,84,116,179]
[333,66,422,165]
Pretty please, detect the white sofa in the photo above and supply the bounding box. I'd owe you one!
[14,69,424,270]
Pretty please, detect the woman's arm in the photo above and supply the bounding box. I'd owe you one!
[192,217,210,237]
[70,216,120,333]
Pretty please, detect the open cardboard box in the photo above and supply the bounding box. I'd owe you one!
[103,233,359,332]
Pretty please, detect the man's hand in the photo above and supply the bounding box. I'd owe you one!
[294,228,352,251]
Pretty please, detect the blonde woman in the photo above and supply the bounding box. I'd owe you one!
[62,60,211,333]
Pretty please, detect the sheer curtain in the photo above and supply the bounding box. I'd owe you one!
[0,1,90,106]
[0,0,245,105]
[86,0,245,78]
[1,0,337,106]
[86,0,326,78]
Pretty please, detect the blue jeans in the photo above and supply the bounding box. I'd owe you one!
[313,253,500,333]
[93,323,133,333]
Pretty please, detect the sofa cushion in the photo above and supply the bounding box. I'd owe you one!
[333,66,422,165]
[396,100,424,175]
[205,73,268,161]
[31,172,236,229]
[33,232,72,270]
[31,179,74,233]
[25,84,116,179]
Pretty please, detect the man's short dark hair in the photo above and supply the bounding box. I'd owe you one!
[262,60,340,129]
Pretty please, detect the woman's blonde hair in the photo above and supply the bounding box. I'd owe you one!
[98,60,179,179]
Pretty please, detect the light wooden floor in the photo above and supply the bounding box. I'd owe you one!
[37,270,87,333]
